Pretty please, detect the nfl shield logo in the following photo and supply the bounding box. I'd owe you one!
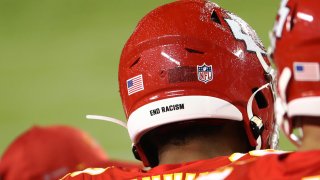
[197,63,213,83]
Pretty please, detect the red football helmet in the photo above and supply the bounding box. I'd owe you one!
[119,0,276,167]
[270,0,320,145]
[0,126,108,180]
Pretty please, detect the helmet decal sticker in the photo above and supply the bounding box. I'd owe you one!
[197,63,213,84]
[168,66,197,84]
[270,0,290,52]
[225,13,266,54]
[274,0,290,38]
[127,74,144,96]
[149,103,185,117]
[293,62,320,81]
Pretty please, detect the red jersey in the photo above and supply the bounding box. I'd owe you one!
[198,150,320,180]
[61,150,282,180]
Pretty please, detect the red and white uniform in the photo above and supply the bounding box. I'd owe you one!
[61,150,281,180]
[198,150,320,180]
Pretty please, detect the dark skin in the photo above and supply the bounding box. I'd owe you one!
[142,119,252,166]
[296,116,320,151]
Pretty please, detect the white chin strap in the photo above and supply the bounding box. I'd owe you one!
[247,83,271,121]
[246,83,270,150]
[86,115,128,129]
[249,52,279,149]
[277,67,303,146]
[277,67,291,133]
[85,115,138,149]
[256,52,272,74]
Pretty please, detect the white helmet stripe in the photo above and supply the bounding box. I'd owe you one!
[127,96,243,143]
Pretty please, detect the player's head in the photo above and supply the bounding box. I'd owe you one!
[270,0,320,146]
[119,0,277,167]
[0,125,108,180]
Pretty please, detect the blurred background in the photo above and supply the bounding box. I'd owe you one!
[0,0,294,162]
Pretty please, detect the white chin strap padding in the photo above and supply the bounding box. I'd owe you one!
[277,67,299,143]
[276,68,292,130]
[278,67,292,106]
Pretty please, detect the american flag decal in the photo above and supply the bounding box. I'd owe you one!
[127,74,144,95]
[293,62,320,81]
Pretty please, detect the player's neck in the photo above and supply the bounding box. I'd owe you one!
[158,137,234,165]
[298,117,320,151]
[154,121,251,165]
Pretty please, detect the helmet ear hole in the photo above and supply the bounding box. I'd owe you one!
[210,11,221,24]
[288,4,298,32]
[130,57,141,69]
[251,88,268,109]
[185,48,204,54]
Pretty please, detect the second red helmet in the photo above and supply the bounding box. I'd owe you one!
[271,0,320,145]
